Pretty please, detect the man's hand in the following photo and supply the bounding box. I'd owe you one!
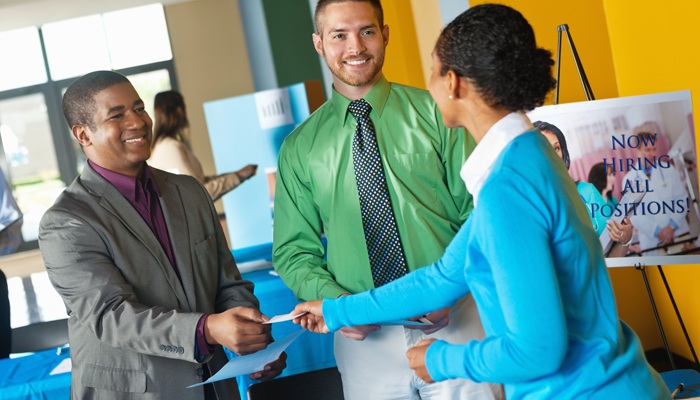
[204,307,271,355]
[407,339,437,383]
[658,225,676,244]
[236,164,258,182]
[406,307,450,335]
[250,352,287,381]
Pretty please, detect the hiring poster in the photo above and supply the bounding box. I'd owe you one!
[527,90,700,267]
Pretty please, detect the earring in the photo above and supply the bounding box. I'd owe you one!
[448,95,453,99]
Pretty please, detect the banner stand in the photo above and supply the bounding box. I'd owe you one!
[555,24,697,370]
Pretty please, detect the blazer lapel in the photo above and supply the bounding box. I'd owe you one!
[151,169,197,312]
[81,164,190,309]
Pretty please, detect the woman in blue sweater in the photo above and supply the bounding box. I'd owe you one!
[293,4,670,399]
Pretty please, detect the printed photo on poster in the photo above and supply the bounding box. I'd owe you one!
[527,90,700,267]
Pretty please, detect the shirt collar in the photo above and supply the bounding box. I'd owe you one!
[330,75,391,126]
[88,160,160,202]
[460,112,534,208]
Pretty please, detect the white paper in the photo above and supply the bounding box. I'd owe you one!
[49,358,72,375]
[379,320,429,326]
[263,312,307,324]
[187,329,305,388]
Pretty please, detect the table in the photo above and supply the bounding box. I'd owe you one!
[0,244,335,400]
[230,241,336,398]
[0,348,70,399]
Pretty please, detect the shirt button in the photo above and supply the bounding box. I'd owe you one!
[178,347,185,354]
[159,345,165,351]
[167,345,173,352]
[197,368,204,377]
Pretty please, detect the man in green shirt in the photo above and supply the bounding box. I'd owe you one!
[273,1,501,399]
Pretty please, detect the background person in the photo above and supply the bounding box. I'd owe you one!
[620,131,689,255]
[148,90,257,201]
[535,121,632,257]
[292,4,670,399]
[273,0,500,399]
[40,71,285,400]
[589,162,618,208]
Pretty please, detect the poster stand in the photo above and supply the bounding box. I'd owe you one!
[554,24,698,370]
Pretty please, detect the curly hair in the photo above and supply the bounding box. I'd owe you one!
[435,4,556,112]
[62,70,130,130]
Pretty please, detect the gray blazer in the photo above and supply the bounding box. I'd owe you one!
[39,163,258,400]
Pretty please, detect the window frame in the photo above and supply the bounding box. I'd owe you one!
[0,27,179,253]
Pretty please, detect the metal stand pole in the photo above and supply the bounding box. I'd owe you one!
[554,24,595,104]
[636,264,676,370]
[657,265,699,365]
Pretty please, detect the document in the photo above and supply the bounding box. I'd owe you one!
[187,329,306,388]
[263,312,307,324]
[379,320,432,326]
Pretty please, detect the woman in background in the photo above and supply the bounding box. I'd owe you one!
[149,91,257,201]
[589,162,619,208]
[292,4,670,399]
[535,121,632,257]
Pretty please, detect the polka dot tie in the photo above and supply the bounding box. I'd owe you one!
[348,99,408,288]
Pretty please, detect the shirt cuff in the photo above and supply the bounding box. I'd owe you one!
[425,340,474,383]
[669,219,679,230]
[195,314,218,360]
[321,298,346,333]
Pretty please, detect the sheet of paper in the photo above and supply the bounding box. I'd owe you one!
[50,358,72,375]
[188,329,306,388]
[263,312,307,324]
[379,320,429,326]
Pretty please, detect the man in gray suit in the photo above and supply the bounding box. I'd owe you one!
[39,71,285,399]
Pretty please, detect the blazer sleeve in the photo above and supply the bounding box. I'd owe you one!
[39,208,204,363]
[194,177,259,313]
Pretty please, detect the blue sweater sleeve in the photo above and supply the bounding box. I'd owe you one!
[322,222,473,332]
[425,172,568,383]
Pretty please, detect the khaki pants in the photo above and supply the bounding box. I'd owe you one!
[333,294,504,400]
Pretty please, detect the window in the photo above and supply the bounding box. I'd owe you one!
[0,3,178,252]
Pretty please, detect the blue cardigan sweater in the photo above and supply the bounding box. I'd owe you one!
[323,131,670,399]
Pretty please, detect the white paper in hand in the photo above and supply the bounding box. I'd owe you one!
[187,329,306,388]
[379,320,430,326]
[262,312,307,324]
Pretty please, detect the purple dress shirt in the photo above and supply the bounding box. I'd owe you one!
[89,161,216,357]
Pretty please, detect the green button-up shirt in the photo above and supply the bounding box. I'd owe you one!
[272,75,475,301]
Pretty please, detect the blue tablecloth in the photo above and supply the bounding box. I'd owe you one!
[0,349,70,399]
[229,267,336,399]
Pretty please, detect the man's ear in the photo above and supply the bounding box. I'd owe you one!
[382,24,389,48]
[313,33,324,57]
[72,125,92,147]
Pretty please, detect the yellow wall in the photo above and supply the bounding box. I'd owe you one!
[604,0,700,361]
[164,0,255,185]
[409,0,443,89]
[381,0,426,89]
[470,0,619,104]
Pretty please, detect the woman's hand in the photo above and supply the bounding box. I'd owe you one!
[606,217,632,244]
[406,339,437,383]
[236,164,258,182]
[292,300,329,334]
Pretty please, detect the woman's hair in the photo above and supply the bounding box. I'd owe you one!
[435,4,556,112]
[153,90,189,143]
[533,121,570,170]
[588,162,611,199]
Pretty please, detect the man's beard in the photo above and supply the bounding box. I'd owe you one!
[323,47,385,87]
